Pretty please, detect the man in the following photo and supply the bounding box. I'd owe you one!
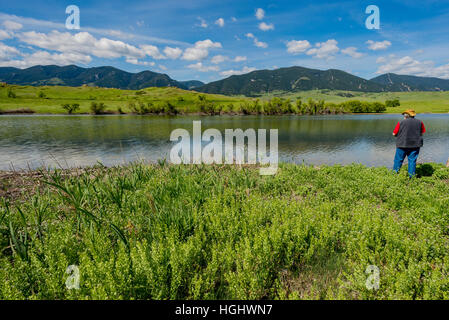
[392,109,426,177]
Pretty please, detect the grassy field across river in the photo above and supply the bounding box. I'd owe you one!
[1,162,449,299]
[1,85,449,114]
[264,90,449,114]
[0,85,247,114]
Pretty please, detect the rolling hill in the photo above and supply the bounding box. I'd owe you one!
[194,66,386,96]
[0,65,187,90]
[370,73,449,91]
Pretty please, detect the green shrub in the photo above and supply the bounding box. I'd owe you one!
[296,99,304,113]
[164,101,179,115]
[198,100,217,115]
[372,102,387,113]
[386,99,400,108]
[7,87,16,98]
[264,97,288,115]
[61,103,80,114]
[325,102,338,113]
[138,102,150,114]
[90,102,106,114]
[223,103,235,113]
[341,100,386,113]
[240,101,253,115]
[128,101,138,113]
[343,100,363,113]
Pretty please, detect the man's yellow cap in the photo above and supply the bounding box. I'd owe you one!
[402,109,417,117]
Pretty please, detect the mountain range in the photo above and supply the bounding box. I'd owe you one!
[0,65,202,90]
[370,73,449,91]
[1,64,448,95]
[194,66,385,95]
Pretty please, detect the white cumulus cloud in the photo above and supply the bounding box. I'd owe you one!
[306,39,339,59]
[187,62,220,72]
[163,46,182,59]
[254,39,268,48]
[215,18,225,27]
[258,22,274,31]
[0,42,21,61]
[126,58,155,66]
[182,39,222,61]
[0,50,91,68]
[211,55,228,64]
[245,33,267,48]
[0,29,12,40]
[19,30,141,59]
[7,30,176,66]
[3,20,23,30]
[341,47,364,59]
[255,8,265,20]
[234,56,247,62]
[197,17,208,28]
[366,40,391,51]
[286,40,311,54]
[140,44,166,59]
[375,55,449,79]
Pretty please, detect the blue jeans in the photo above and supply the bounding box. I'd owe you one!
[393,147,420,177]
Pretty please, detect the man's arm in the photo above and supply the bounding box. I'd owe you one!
[392,122,400,136]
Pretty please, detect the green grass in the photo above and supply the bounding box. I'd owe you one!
[262,90,449,114]
[0,85,247,114]
[1,162,449,299]
[1,85,449,114]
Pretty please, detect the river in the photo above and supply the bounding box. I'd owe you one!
[0,114,448,170]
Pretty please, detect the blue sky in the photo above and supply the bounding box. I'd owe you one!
[1,0,449,82]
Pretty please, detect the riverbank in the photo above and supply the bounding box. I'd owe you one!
[1,162,449,299]
[2,111,449,116]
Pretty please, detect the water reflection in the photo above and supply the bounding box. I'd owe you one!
[0,114,447,170]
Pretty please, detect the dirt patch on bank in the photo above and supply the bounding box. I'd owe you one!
[0,108,35,115]
[0,171,45,201]
[0,167,105,202]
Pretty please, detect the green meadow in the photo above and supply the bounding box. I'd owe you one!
[1,85,449,114]
[0,85,247,114]
[1,162,449,299]
[265,90,449,114]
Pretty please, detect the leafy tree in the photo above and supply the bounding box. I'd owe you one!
[372,102,387,113]
[62,103,80,114]
[7,87,16,98]
[165,101,179,115]
[128,101,138,113]
[385,99,400,108]
[90,102,106,114]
